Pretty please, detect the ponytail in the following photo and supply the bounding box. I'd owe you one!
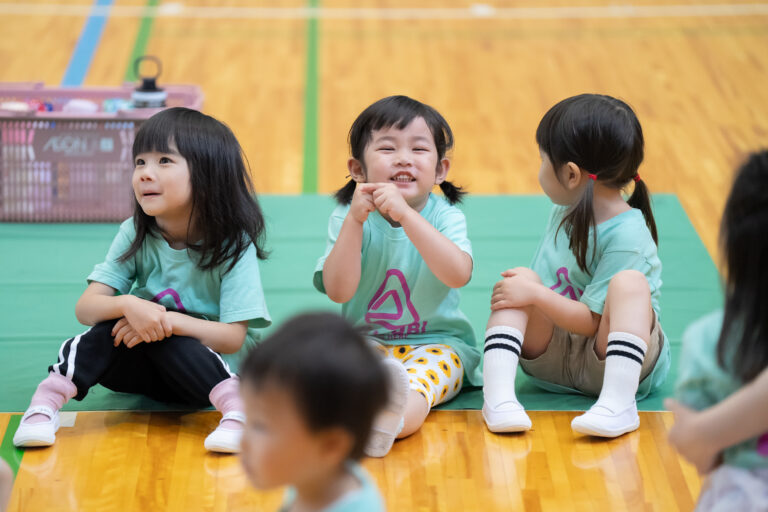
[333,179,357,205]
[557,179,597,273]
[439,180,466,204]
[627,178,658,245]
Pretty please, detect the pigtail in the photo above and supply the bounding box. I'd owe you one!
[558,179,597,273]
[334,179,357,205]
[627,178,658,245]
[439,180,466,205]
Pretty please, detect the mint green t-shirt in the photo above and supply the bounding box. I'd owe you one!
[314,194,480,386]
[529,205,670,395]
[675,310,768,470]
[279,462,385,512]
[530,206,662,316]
[87,219,271,370]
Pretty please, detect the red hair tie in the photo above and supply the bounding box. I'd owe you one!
[588,174,597,181]
[633,174,641,183]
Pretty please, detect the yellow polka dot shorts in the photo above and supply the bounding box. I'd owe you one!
[378,343,464,408]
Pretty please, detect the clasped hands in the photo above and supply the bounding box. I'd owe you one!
[111,295,175,348]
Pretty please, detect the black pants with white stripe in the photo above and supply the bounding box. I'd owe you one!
[50,320,232,406]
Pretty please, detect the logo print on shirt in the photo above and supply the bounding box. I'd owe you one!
[365,269,427,339]
[151,288,187,313]
[550,267,583,300]
[758,433,768,457]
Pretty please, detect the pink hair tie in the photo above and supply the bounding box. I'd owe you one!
[633,174,641,183]
[588,174,597,181]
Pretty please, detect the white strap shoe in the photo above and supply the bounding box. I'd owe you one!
[482,400,532,433]
[13,405,60,447]
[204,411,245,453]
[571,401,640,438]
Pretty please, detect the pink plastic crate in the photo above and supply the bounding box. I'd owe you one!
[0,82,203,222]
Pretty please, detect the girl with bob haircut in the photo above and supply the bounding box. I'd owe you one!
[14,107,271,453]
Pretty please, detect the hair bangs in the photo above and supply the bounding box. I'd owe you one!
[132,114,177,159]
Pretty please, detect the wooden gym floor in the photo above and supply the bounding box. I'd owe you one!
[2,0,768,510]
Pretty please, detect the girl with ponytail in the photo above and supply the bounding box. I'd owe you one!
[482,94,669,439]
[314,95,479,457]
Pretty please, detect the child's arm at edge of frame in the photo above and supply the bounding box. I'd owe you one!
[667,366,768,459]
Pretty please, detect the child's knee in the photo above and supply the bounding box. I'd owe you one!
[608,270,650,297]
[399,390,430,438]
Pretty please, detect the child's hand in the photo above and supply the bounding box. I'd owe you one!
[371,183,412,222]
[111,315,172,348]
[491,270,541,310]
[112,317,140,347]
[664,398,721,474]
[349,183,377,223]
[120,296,174,343]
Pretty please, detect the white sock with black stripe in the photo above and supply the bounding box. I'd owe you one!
[482,326,524,409]
[593,331,647,413]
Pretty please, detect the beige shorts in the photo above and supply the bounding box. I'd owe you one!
[519,312,664,396]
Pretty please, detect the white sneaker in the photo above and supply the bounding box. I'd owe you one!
[13,406,60,447]
[571,401,640,438]
[364,358,410,458]
[204,411,245,453]
[482,400,532,433]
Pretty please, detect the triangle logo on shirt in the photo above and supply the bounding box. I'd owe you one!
[550,267,583,300]
[151,288,187,313]
[365,269,424,337]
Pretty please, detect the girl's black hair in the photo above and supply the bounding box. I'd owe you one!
[334,95,466,205]
[240,312,388,461]
[536,94,658,272]
[717,150,768,383]
[121,107,267,273]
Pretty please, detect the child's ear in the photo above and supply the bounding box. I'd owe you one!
[434,158,450,185]
[318,427,354,465]
[563,161,584,190]
[347,159,366,183]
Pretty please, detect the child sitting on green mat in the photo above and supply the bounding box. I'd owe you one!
[239,312,388,512]
[482,94,670,438]
[314,96,480,457]
[665,150,768,510]
[13,108,271,453]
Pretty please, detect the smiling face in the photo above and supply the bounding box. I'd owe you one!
[132,142,193,223]
[353,116,449,211]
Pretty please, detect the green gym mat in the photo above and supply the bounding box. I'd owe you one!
[0,194,721,413]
